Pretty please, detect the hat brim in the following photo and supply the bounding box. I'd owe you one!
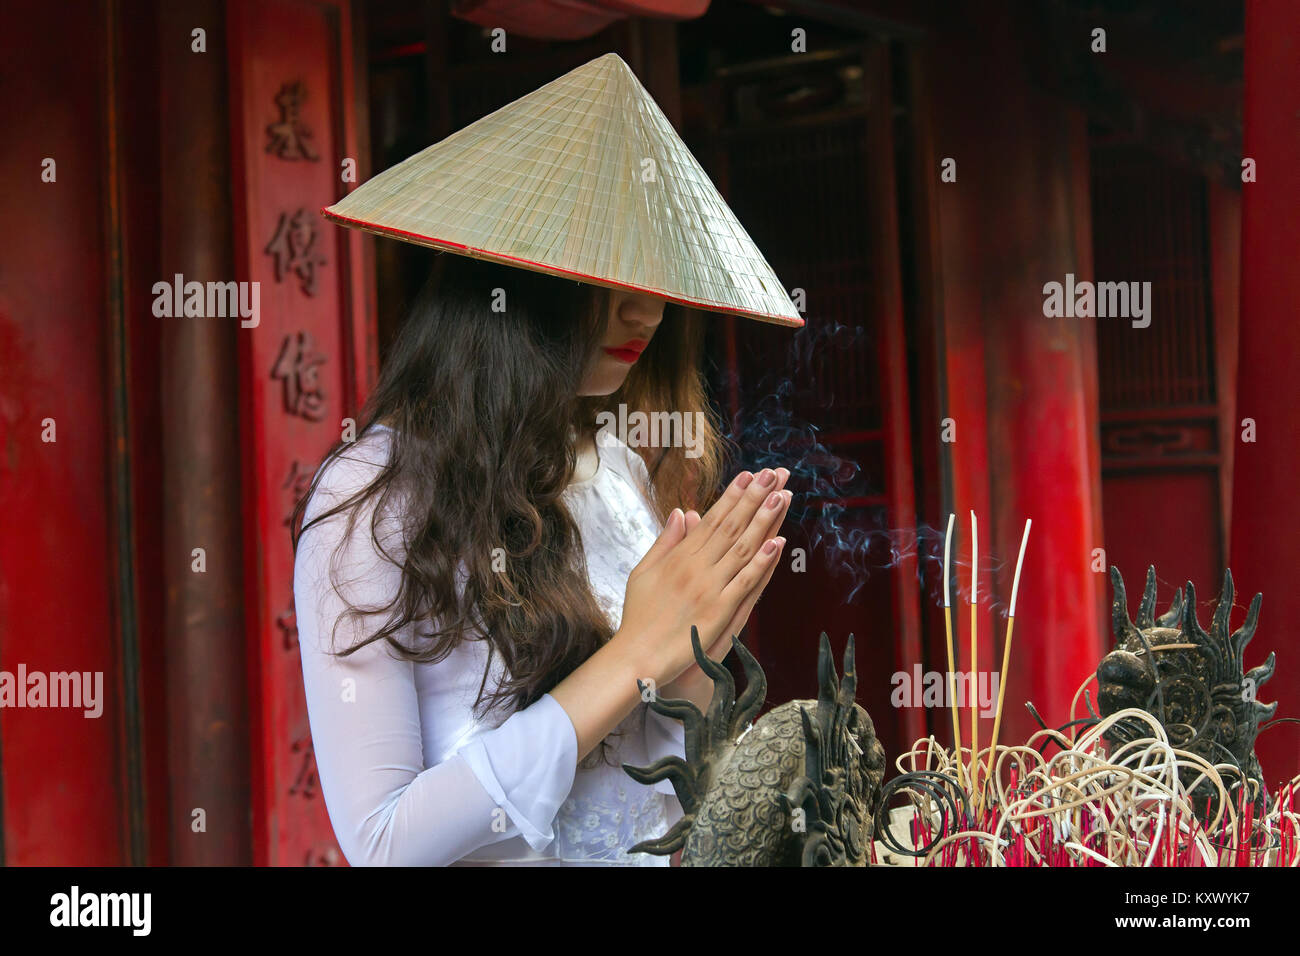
[322,207,805,329]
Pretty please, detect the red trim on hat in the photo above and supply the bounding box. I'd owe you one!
[320,207,805,329]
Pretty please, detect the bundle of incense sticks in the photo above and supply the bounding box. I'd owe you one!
[874,518,1300,867]
[940,511,1031,807]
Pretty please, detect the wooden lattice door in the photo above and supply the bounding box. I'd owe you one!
[691,43,923,756]
[1091,144,1228,609]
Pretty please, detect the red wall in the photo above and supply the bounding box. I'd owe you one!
[0,0,125,864]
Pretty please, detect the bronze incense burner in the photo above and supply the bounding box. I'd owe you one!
[624,629,886,866]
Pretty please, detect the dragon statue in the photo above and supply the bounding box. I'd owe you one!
[1098,565,1278,811]
[624,628,886,866]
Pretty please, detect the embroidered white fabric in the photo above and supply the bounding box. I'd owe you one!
[294,423,684,866]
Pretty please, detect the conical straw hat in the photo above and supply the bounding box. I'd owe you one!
[323,53,802,328]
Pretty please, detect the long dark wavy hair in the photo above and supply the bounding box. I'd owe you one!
[292,253,725,741]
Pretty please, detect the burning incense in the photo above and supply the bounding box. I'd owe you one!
[942,513,965,788]
[882,528,1300,868]
[980,518,1032,812]
[968,511,979,791]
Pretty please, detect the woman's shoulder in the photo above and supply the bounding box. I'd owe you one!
[303,425,396,525]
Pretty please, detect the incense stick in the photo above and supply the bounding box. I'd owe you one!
[980,518,1032,814]
[942,513,965,788]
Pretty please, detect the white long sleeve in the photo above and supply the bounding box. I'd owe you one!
[293,434,581,866]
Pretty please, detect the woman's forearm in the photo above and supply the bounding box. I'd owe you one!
[549,632,653,760]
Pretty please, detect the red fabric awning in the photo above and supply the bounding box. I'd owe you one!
[451,0,709,41]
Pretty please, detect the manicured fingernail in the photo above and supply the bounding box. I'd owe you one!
[758,469,776,486]
[736,471,754,489]
[762,538,778,555]
[766,491,781,509]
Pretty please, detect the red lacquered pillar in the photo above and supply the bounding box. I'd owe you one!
[1229,0,1300,779]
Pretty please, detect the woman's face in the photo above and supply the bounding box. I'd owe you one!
[578,288,665,396]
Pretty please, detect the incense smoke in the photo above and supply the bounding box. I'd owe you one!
[725,320,1009,615]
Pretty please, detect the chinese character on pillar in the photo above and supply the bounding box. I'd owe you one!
[271,331,327,421]
[265,208,327,296]
[288,731,319,800]
[265,81,320,161]
[282,460,314,528]
[276,600,298,652]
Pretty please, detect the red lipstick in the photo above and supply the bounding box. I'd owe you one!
[602,339,649,364]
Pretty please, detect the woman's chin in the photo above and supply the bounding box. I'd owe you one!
[577,366,632,397]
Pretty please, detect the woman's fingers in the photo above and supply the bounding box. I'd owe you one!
[684,510,701,533]
[707,483,791,583]
[720,534,786,611]
[700,527,784,663]
[696,468,787,564]
[638,507,685,569]
[684,468,789,556]
[716,534,784,652]
[682,471,752,550]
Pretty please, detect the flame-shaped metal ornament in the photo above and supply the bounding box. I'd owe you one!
[1098,566,1277,813]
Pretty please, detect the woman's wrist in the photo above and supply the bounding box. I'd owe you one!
[605,625,659,681]
[549,628,655,760]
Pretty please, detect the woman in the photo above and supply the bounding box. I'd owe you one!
[293,252,792,865]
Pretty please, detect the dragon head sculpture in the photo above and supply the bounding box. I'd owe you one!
[624,628,885,866]
[1098,566,1276,809]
